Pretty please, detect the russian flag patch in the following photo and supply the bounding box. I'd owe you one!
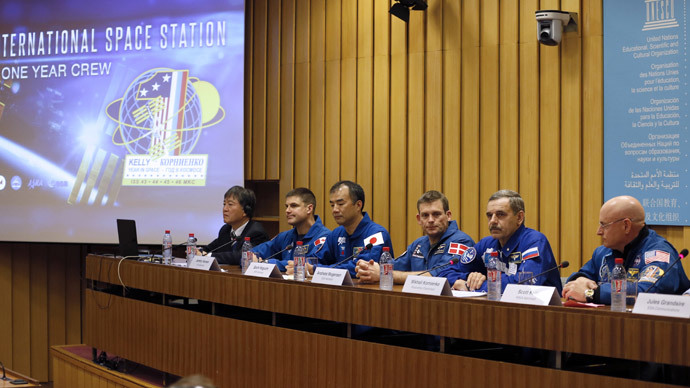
[522,246,540,260]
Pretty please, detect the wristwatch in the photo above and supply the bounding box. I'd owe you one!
[584,288,594,303]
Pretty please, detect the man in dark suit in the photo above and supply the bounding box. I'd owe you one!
[202,186,270,265]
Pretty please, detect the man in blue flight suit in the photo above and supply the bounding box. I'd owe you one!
[563,195,690,304]
[439,190,563,294]
[288,180,393,277]
[251,188,330,271]
[355,190,478,284]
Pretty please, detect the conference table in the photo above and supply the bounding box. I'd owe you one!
[82,254,690,387]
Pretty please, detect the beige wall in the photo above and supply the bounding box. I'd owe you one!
[244,0,690,276]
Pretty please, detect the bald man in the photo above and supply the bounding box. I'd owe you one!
[563,196,690,304]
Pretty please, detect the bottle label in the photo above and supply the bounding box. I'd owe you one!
[294,256,305,266]
[488,269,499,282]
[612,279,624,292]
[382,263,393,275]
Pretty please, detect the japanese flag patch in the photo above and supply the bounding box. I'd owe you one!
[364,232,385,246]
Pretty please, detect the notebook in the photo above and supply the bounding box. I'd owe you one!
[116,219,140,258]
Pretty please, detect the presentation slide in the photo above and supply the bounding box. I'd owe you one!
[0,0,245,244]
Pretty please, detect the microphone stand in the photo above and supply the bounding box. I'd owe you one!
[517,261,569,285]
[417,258,459,276]
[332,243,374,267]
[0,361,10,381]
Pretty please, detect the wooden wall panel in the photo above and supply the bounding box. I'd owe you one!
[0,243,83,382]
[560,0,583,268]
[442,0,461,220]
[389,48,408,253]
[12,244,31,375]
[250,0,267,179]
[245,0,690,275]
[0,243,13,366]
[424,0,443,192]
[266,0,282,180]
[371,0,391,231]
[356,54,374,209]
[460,0,481,240]
[310,0,326,219]
[293,0,311,190]
[479,0,499,222]
[278,0,296,232]
[518,0,541,235]
[581,0,605,271]
[29,244,49,380]
[499,0,519,191]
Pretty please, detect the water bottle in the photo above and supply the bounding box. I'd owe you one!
[185,233,196,263]
[379,247,394,290]
[485,251,501,301]
[162,230,172,265]
[241,237,253,274]
[611,258,627,312]
[294,241,306,281]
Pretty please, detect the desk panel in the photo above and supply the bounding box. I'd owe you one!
[84,255,690,387]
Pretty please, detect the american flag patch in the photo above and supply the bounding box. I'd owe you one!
[447,243,468,256]
[522,247,540,260]
[644,250,670,265]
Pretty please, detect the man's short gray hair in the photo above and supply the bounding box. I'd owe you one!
[488,190,525,215]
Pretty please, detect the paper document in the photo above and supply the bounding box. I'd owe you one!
[452,290,487,298]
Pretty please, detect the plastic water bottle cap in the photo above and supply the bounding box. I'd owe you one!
[383,247,390,252]
[491,251,498,257]
[245,237,250,241]
[189,233,194,237]
[615,258,624,264]
[296,241,303,245]
[165,230,170,234]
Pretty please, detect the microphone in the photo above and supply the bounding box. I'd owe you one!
[202,237,239,255]
[517,261,570,284]
[643,248,688,293]
[262,244,294,262]
[332,243,373,267]
[417,257,460,276]
[0,361,10,381]
[175,237,198,247]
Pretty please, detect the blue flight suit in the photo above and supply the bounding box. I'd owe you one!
[567,227,690,304]
[395,220,478,276]
[439,224,563,295]
[251,216,331,272]
[316,212,393,276]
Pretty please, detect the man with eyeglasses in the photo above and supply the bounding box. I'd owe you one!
[563,195,690,304]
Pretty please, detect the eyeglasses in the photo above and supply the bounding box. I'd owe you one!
[598,218,628,230]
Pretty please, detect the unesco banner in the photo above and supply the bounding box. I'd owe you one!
[604,0,689,225]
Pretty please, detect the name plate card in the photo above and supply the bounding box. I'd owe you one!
[245,262,283,278]
[632,293,690,318]
[311,267,354,286]
[187,255,221,271]
[402,276,452,296]
[501,284,562,306]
